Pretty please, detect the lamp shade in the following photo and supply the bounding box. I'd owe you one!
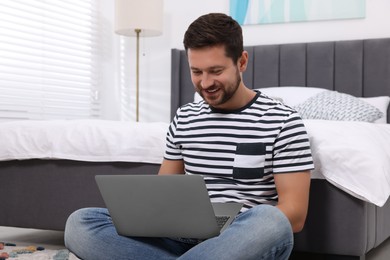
[115,0,163,37]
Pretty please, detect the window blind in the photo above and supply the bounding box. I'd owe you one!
[119,37,133,121]
[0,0,100,120]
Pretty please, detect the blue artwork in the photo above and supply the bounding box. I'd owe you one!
[230,0,366,25]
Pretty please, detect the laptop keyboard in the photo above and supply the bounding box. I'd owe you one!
[215,216,230,228]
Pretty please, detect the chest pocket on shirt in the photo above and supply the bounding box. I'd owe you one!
[233,143,266,179]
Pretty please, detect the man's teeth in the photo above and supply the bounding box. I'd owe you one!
[207,89,218,93]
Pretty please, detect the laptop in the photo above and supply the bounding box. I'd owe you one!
[95,174,243,239]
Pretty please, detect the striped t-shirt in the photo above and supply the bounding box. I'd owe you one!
[164,90,314,211]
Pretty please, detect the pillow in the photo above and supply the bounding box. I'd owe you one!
[195,86,328,104]
[294,91,384,122]
[195,87,389,123]
[359,96,390,124]
[257,86,327,106]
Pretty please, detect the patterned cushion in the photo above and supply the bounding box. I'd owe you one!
[294,91,384,122]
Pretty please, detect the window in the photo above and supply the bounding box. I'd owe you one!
[0,0,100,120]
[118,37,133,121]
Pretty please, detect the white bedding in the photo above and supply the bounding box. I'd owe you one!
[0,120,169,164]
[1,119,389,206]
[305,120,390,207]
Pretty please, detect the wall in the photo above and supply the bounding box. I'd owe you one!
[103,0,390,123]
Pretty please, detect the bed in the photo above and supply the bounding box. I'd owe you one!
[1,38,390,260]
[171,38,390,259]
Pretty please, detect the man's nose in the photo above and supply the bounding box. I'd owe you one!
[201,74,214,89]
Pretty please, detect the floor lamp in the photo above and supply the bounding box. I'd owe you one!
[115,0,163,122]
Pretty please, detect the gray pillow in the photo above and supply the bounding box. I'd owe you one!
[294,90,384,122]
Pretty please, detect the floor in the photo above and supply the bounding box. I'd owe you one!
[1,226,390,260]
[0,226,66,250]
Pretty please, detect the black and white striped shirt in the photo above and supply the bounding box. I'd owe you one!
[164,91,314,211]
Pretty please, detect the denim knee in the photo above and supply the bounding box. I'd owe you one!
[64,208,86,246]
[65,208,91,230]
[65,208,107,246]
[244,205,292,238]
[66,208,87,224]
[235,205,294,259]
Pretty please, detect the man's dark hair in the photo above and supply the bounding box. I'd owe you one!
[183,13,244,63]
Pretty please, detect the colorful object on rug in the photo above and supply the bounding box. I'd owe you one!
[0,242,78,259]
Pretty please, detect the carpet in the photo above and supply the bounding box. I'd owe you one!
[0,244,80,260]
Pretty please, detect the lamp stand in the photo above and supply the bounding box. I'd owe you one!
[135,28,141,122]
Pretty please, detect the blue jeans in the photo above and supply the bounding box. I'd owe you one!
[64,204,293,260]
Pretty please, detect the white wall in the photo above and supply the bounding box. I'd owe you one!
[103,0,390,123]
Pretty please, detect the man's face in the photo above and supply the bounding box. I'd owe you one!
[188,45,242,110]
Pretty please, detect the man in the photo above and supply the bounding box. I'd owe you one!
[65,13,313,260]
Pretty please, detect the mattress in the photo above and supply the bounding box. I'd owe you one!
[0,119,169,164]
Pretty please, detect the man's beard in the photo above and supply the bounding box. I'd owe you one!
[197,69,241,108]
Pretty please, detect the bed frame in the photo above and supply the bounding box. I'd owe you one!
[171,38,390,259]
[0,38,389,260]
[0,159,160,230]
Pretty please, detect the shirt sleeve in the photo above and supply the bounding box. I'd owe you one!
[272,111,315,173]
[163,110,183,161]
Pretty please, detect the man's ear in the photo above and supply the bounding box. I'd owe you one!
[238,51,249,72]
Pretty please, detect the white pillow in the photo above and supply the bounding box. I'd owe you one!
[257,86,327,106]
[195,86,327,104]
[359,96,390,124]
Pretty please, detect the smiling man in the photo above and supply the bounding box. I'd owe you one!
[188,46,251,110]
[65,13,314,260]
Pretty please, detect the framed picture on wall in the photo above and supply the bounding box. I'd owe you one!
[230,0,366,25]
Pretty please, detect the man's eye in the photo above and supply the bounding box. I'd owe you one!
[211,70,222,75]
[192,71,202,75]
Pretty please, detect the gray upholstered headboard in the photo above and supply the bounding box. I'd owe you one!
[171,38,390,122]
